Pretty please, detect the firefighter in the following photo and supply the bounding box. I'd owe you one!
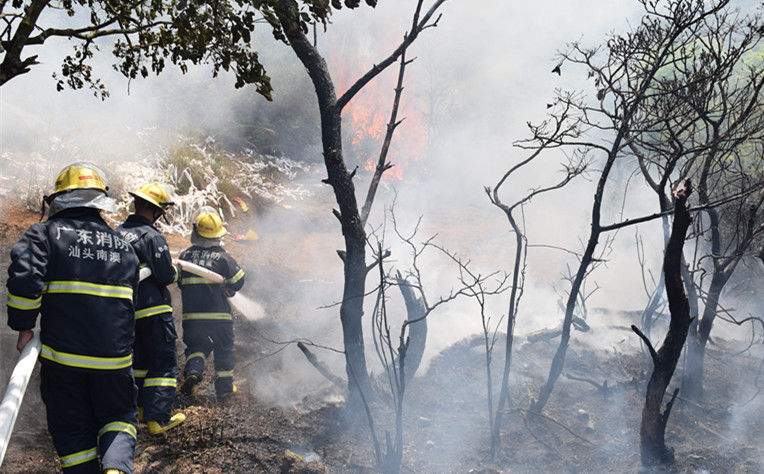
[178,207,246,400]
[7,163,139,473]
[117,183,186,435]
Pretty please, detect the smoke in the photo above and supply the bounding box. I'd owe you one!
[2,0,762,469]
[0,0,670,391]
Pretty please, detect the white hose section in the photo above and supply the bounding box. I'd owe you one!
[0,332,41,466]
[174,259,225,284]
[0,268,157,466]
[139,266,152,282]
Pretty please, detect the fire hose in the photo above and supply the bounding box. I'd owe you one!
[0,259,225,466]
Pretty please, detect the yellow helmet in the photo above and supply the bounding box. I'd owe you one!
[194,207,227,239]
[129,182,175,210]
[53,162,108,195]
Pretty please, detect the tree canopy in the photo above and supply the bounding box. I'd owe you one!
[0,0,377,98]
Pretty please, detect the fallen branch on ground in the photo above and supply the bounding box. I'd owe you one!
[297,342,346,391]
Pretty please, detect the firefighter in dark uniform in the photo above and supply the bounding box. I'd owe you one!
[178,207,246,399]
[6,163,139,473]
[117,183,186,435]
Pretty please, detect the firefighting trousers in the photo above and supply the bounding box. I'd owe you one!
[39,362,137,473]
[182,320,235,397]
[133,311,178,424]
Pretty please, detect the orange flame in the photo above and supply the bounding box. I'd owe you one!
[330,38,429,181]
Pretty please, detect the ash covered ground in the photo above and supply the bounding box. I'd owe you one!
[1,1,763,471]
[1,197,761,473]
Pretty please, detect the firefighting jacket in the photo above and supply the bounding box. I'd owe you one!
[177,245,246,322]
[6,207,140,370]
[117,214,178,319]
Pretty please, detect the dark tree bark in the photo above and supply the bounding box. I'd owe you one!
[0,0,48,85]
[360,49,409,227]
[529,0,753,413]
[528,6,693,411]
[641,278,664,340]
[683,165,763,400]
[271,0,446,400]
[634,179,694,466]
[486,106,586,458]
[489,209,523,458]
[273,1,371,397]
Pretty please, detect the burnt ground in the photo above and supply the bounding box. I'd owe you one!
[4,311,763,473]
[1,205,763,473]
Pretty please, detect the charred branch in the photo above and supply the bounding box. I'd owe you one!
[529,0,762,415]
[297,342,346,391]
[272,0,449,405]
[485,99,587,459]
[564,372,642,399]
[360,46,410,227]
[630,325,658,365]
[393,271,427,382]
[525,316,590,344]
[335,0,446,111]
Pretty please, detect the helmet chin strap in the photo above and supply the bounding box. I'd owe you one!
[39,195,49,221]
[153,205,173,225]
[152,207,164,224]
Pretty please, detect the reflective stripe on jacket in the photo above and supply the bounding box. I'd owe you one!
[6,208,139,369]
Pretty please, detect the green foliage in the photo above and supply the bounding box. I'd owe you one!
[1,0,378,98]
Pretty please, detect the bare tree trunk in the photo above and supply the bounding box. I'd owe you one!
[636,180,694,466]
[342,232,372,398]
[273,2,371,398]
[683,171,724,401]
[529,33,675,409]
[490,212,523,459]
[271,0,447,403]
[531,233,600,412]
[681,261,699,320]
[297,342,346,390]
[482,331,495,457]
[683,274,726,400]
[486,124,589,458]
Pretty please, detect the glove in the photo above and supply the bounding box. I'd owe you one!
[17,330,34,352]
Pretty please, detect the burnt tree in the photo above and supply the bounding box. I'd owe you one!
[267,0,446,398]
[632,179,694,466]
[485,102,587,459]
[625,8,764,399]
[524,0,748,412]
[394,271,427,382]
[684,162,764,399]
[363,211,506,473]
